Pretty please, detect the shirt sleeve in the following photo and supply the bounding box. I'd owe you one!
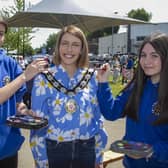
[152,141,168,162]
[30,128,49,168]
[94,95,108,163]
[97,82,131,121]
[13,58,26,102]
[30,74,49,168]
[95,118,108,163]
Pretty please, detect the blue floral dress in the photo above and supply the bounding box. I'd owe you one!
[30,65,107,168]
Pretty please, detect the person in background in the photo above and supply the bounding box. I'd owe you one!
[23,77,34,109]
[30,25,107,168]
[0,17,48,168]
[97,32,168,168]
[125,54,134,82]
[17,56,26,70]
[121,62,127,85]
[120,54,128,84]
[120,54,128,67]
[111,55,120,83]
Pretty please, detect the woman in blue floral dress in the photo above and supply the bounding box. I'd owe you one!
[30,25,107,168]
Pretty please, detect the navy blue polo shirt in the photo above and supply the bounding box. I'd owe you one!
[0,48,26,159]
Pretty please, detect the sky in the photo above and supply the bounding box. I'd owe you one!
[1,0,168,48]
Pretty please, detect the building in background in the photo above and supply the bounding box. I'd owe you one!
[98,22,168,55]
[99,32,127,55]
[131,22,168,54]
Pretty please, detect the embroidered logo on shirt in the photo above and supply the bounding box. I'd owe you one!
[152,101,160,116]
[3,76,11,85]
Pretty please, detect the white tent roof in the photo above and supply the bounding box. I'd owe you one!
[8,0,147,32]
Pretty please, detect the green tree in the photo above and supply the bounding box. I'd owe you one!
[46,33,57,52]
[40,33,57,54]
[87,26,119,40]
[127,8,152,52]
[1,0,34,56]
[128,8,152,21]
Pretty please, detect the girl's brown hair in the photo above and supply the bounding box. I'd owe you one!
[123,32,168,125]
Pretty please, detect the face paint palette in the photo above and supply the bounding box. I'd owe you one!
[110,140,153,158]
[6,115,48,129]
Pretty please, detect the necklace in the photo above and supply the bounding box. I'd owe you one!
[42,68,94,114]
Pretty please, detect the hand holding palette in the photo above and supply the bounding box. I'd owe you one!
[6,115,48,129]
[110,140,153,158]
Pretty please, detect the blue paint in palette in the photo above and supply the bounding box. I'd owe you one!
[6,115,48,129]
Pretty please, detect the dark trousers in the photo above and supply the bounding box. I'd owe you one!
[0,153,18,168]
[46,137,95,168]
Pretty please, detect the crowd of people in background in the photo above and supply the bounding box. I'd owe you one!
[12,52,137,89]
[90,53,137,85]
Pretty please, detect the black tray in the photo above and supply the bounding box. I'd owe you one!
[6,115,48,129]
[110,140,153,158]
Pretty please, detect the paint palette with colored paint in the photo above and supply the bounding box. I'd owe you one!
[110,140,153,158]
[6,115,48,129]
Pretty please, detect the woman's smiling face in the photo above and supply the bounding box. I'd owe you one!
[59,32,82,68]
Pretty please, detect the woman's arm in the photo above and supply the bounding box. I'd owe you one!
[0,59,48,104]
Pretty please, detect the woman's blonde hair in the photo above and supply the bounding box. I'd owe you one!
[53,25,89,68]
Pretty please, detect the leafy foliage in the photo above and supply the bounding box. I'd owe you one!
[0,0,34,56]
[87,26,119,40]
[128,8,152,22]
[45,33,57,53]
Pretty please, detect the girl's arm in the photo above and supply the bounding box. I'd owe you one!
[0,73,27,104]
[97,63,131,121]
[0,59,48,104]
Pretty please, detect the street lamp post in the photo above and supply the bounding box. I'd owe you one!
[111,26,114,55]
[22,0,25,57]
[111,12,119,56]
[127,24,131,53]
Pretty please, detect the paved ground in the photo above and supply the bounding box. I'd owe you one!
[18,119,125,168]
